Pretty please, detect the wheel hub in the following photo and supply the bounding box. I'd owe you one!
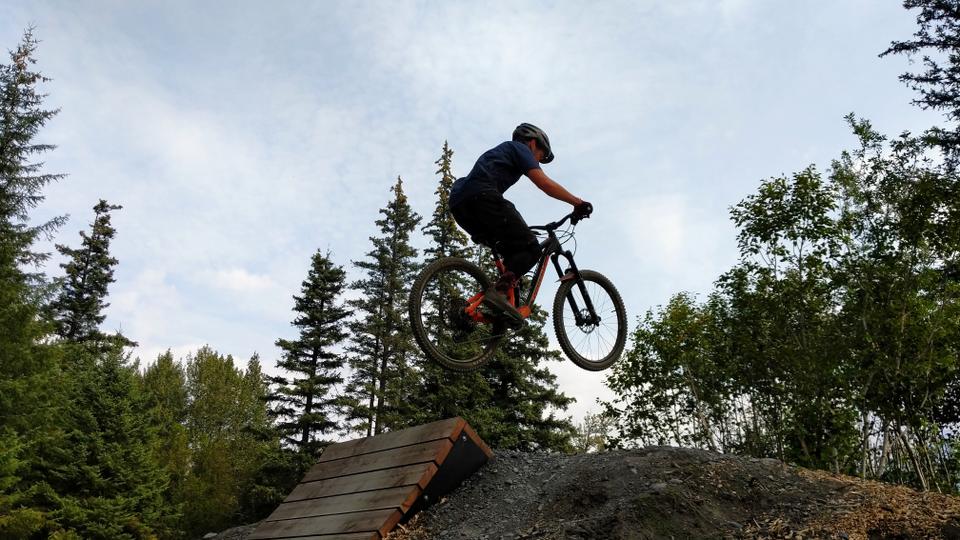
[578,309,600,332]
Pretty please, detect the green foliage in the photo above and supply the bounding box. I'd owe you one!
[344,177,422,436]
[47,347,169,539]
[139,351,190,535]
[882,0,960,165]
[179,348,274,536]
[0,28,67,284]
[408,143,575,451]
[0,29,71,539]
[269,250,349,456]
[48,200,131,346]
[422,141,470,261]
[0,430,46,538]
[604,116,960,490]
[604,293,732,451]
[572,413,613,453]
[481,305,576,451]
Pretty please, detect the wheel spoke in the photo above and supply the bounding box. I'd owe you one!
[411,259,504,370]
[553,272,625,368]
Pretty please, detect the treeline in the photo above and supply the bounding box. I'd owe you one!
[603,1,960,493]
[0,31,575,539]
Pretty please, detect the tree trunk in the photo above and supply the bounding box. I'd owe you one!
[375,343,390,435]
[860,411,872,478]
[898,426,928,491]
[877,420,891,479]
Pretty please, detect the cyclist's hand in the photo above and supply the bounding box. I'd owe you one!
[572,201,593,224]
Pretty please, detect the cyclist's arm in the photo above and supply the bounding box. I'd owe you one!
[526,168,583,206]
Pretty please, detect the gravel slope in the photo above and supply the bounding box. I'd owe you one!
[208,447,960,540]
[388,447,960,540]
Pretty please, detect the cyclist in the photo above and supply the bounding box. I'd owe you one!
[449,123,593,323]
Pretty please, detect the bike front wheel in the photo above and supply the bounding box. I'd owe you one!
[552,269,627,371]
[409,257,507,372]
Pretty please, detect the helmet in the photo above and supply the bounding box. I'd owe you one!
[512,123,554,163]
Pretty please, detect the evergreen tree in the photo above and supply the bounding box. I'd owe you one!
[268,250,349,456]
[422,141,470,261]
[0,29,66,432]
[48,199,129,345]
[882,0,960,166]
[0,29,68,538]
[344,177,422,436]
[484,305,576,451]
[52,349,169,539]
[0,28,67,287]
[410,143,494,427]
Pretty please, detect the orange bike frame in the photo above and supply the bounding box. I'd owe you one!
[463,235,577,325]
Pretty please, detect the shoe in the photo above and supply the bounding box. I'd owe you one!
[482,284,524,324]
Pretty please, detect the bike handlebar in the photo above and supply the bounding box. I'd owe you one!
[531,211,583,232]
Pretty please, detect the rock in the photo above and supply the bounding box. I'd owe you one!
[203,534,218,539]
[650,482,668,493]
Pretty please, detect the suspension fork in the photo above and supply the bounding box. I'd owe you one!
[551,250,600,325]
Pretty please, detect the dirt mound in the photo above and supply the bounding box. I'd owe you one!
[388,447,960,540]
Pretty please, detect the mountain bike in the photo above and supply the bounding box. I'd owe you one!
[408,211,627,372]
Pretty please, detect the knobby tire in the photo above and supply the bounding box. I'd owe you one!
[552,269,627,371]
[409,257,505,371]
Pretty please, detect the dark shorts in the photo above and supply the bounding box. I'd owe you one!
[450,191,541,276]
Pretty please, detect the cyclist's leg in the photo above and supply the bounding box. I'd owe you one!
[493,198,540,279]
[450,192,534,321]
[450,193,493,245]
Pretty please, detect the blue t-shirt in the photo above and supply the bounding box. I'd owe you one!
[449,141,541,207]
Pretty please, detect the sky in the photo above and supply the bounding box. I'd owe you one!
[2,1,940,426]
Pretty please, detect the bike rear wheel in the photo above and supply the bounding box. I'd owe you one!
[409,257,506,371]
[552,269,627,371]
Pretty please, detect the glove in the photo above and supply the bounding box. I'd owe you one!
[572,201,593,224]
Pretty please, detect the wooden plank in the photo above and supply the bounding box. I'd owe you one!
[249,509,398,539]
[267,486,420,521]
[286,463,437,502]
[318,418,465,463]
[303,439,452,483]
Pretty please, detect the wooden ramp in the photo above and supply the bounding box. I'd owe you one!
[250,417,493,540]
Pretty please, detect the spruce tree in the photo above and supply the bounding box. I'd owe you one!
[345,177,422,436]
[53,348,169,539]
[0,29,66,429]
[0,30,68,538]
[0,29,67,286]
[410,143,495,426]
[422,141,470,260]
[484,305,576,451]
[48,199,127,344]
[269,249,349,456]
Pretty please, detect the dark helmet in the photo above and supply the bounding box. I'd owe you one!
[513,123,554,163]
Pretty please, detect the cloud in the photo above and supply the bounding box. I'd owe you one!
[622,194,689,269]
[210,268,279,293]
[5,0,937,426]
